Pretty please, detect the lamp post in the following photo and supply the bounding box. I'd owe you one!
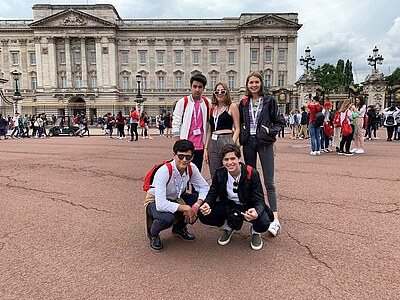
[367,46,384,73]
[134,73,145,114]
[299,47,316,72]
[11,70,22,114]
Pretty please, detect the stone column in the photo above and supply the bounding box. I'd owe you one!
[47,37,57,89]
[108,37,117,89]
[272,36,280,86]
[239,36,251,90]
[295,72,318,109]
[34,37,43,91]
[80,38,88,88]
[95,37,103,89]
[64,37,72,88]
[287,35,297,86]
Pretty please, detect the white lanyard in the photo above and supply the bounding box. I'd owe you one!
[213,106,226,131]
[173,169,186,198]
[250,98,262,125]
[192,96,202,128]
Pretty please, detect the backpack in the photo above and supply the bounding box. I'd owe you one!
[333,111,341,127]
[385,113,395,126]
[313,111,325,127]
[143,160,193,192]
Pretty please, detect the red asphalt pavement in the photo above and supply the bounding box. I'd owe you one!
[0,130,399,299]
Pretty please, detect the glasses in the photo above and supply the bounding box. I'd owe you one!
[213,90,227,95]
[177,154,193,161]
[233,181,238,193]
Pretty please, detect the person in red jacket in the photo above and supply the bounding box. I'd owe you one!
[304,95,323,155]
[129,107,140,141]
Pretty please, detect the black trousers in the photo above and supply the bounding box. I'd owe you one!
[147,193,198,236]
[130,123,138,141]
[199,202,271,233]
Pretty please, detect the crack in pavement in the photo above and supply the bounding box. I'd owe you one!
[0,225,33,251]
[49,197,111,213]
[286,230,333,272]
[1,182,67,197]
[281,195,399,215]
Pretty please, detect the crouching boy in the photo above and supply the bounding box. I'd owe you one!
[199,144,273,250]
[144,140,209,251]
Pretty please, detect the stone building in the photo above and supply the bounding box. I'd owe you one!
[0,4,302,119]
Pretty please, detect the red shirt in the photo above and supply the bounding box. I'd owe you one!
[307,104,323,124]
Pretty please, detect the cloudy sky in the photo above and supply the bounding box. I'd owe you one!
[1,0,400,83]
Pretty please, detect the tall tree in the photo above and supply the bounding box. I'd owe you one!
[385,67,400,87]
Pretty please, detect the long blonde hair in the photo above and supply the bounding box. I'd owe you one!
[339,99,352,112]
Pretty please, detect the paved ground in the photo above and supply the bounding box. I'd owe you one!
[0,129,399,299]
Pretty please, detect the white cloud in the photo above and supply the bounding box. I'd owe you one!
[1,0,400,81]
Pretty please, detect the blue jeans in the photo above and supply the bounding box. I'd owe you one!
[309,123,321,152]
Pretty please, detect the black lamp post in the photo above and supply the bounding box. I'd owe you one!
[367,46,384,72]
[11,70,22,113]
[299,47,316,71]
[134,73,145,113]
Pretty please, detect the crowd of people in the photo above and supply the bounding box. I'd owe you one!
[278,96,400,156]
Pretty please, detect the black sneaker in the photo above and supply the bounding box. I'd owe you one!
[172,227,195,241]
[338,150,345,155]
[149,235,163,251]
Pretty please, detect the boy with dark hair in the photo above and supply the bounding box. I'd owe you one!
[172,73,211,172]
[199,144,273,250]
[144,140,209,251]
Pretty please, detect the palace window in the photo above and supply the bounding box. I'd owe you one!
[30,52,36,65]
[175,75,182,89]
[157,51,165,64]
[251,50,258,63]
[228,51,235,64]
[278,50,285,62]
[75,51,81,64]
[278,74,285,86]
[265,50,272,62]
[122,76,130,90]
[139,51,147,64]
[121,51,129,65]
[60,52,66,64]
[91,75,97,88]
[90,51,96,64]
[75,74,82,88]
[31,76,37,91]
[175,51,182,64]
[60,75,67,88]
[11,52,19,65]
[210,51,217,64]
[228,75,235,90]
[192,51,200,64]
[158,75,165,90]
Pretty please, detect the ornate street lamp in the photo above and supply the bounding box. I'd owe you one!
[134,73,145,113]
[11,70,22,113]
[367,46,384,72]
[299,47,316,71]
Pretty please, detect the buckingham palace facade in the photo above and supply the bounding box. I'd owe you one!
[0,4,302,118]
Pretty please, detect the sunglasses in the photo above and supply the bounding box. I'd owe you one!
[233,181,238,193]
[177,154,193,161]
[214,90,227,95]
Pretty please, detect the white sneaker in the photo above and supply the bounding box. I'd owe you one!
[355,149,365,154]
[316,151,321,155]
[268,219,281,237]
[350,148,358,153]
[310,151,316,156]
[119,137,123,140]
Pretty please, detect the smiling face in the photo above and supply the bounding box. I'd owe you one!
[173,150,194,172]
[247,76,262,96]
[222,151,240,175]
[214,84,227,104]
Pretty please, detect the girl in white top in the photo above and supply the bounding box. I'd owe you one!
[351,95,367,154]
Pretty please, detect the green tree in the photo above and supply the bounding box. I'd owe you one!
[385,67,400,87]
[313,59,354,93]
